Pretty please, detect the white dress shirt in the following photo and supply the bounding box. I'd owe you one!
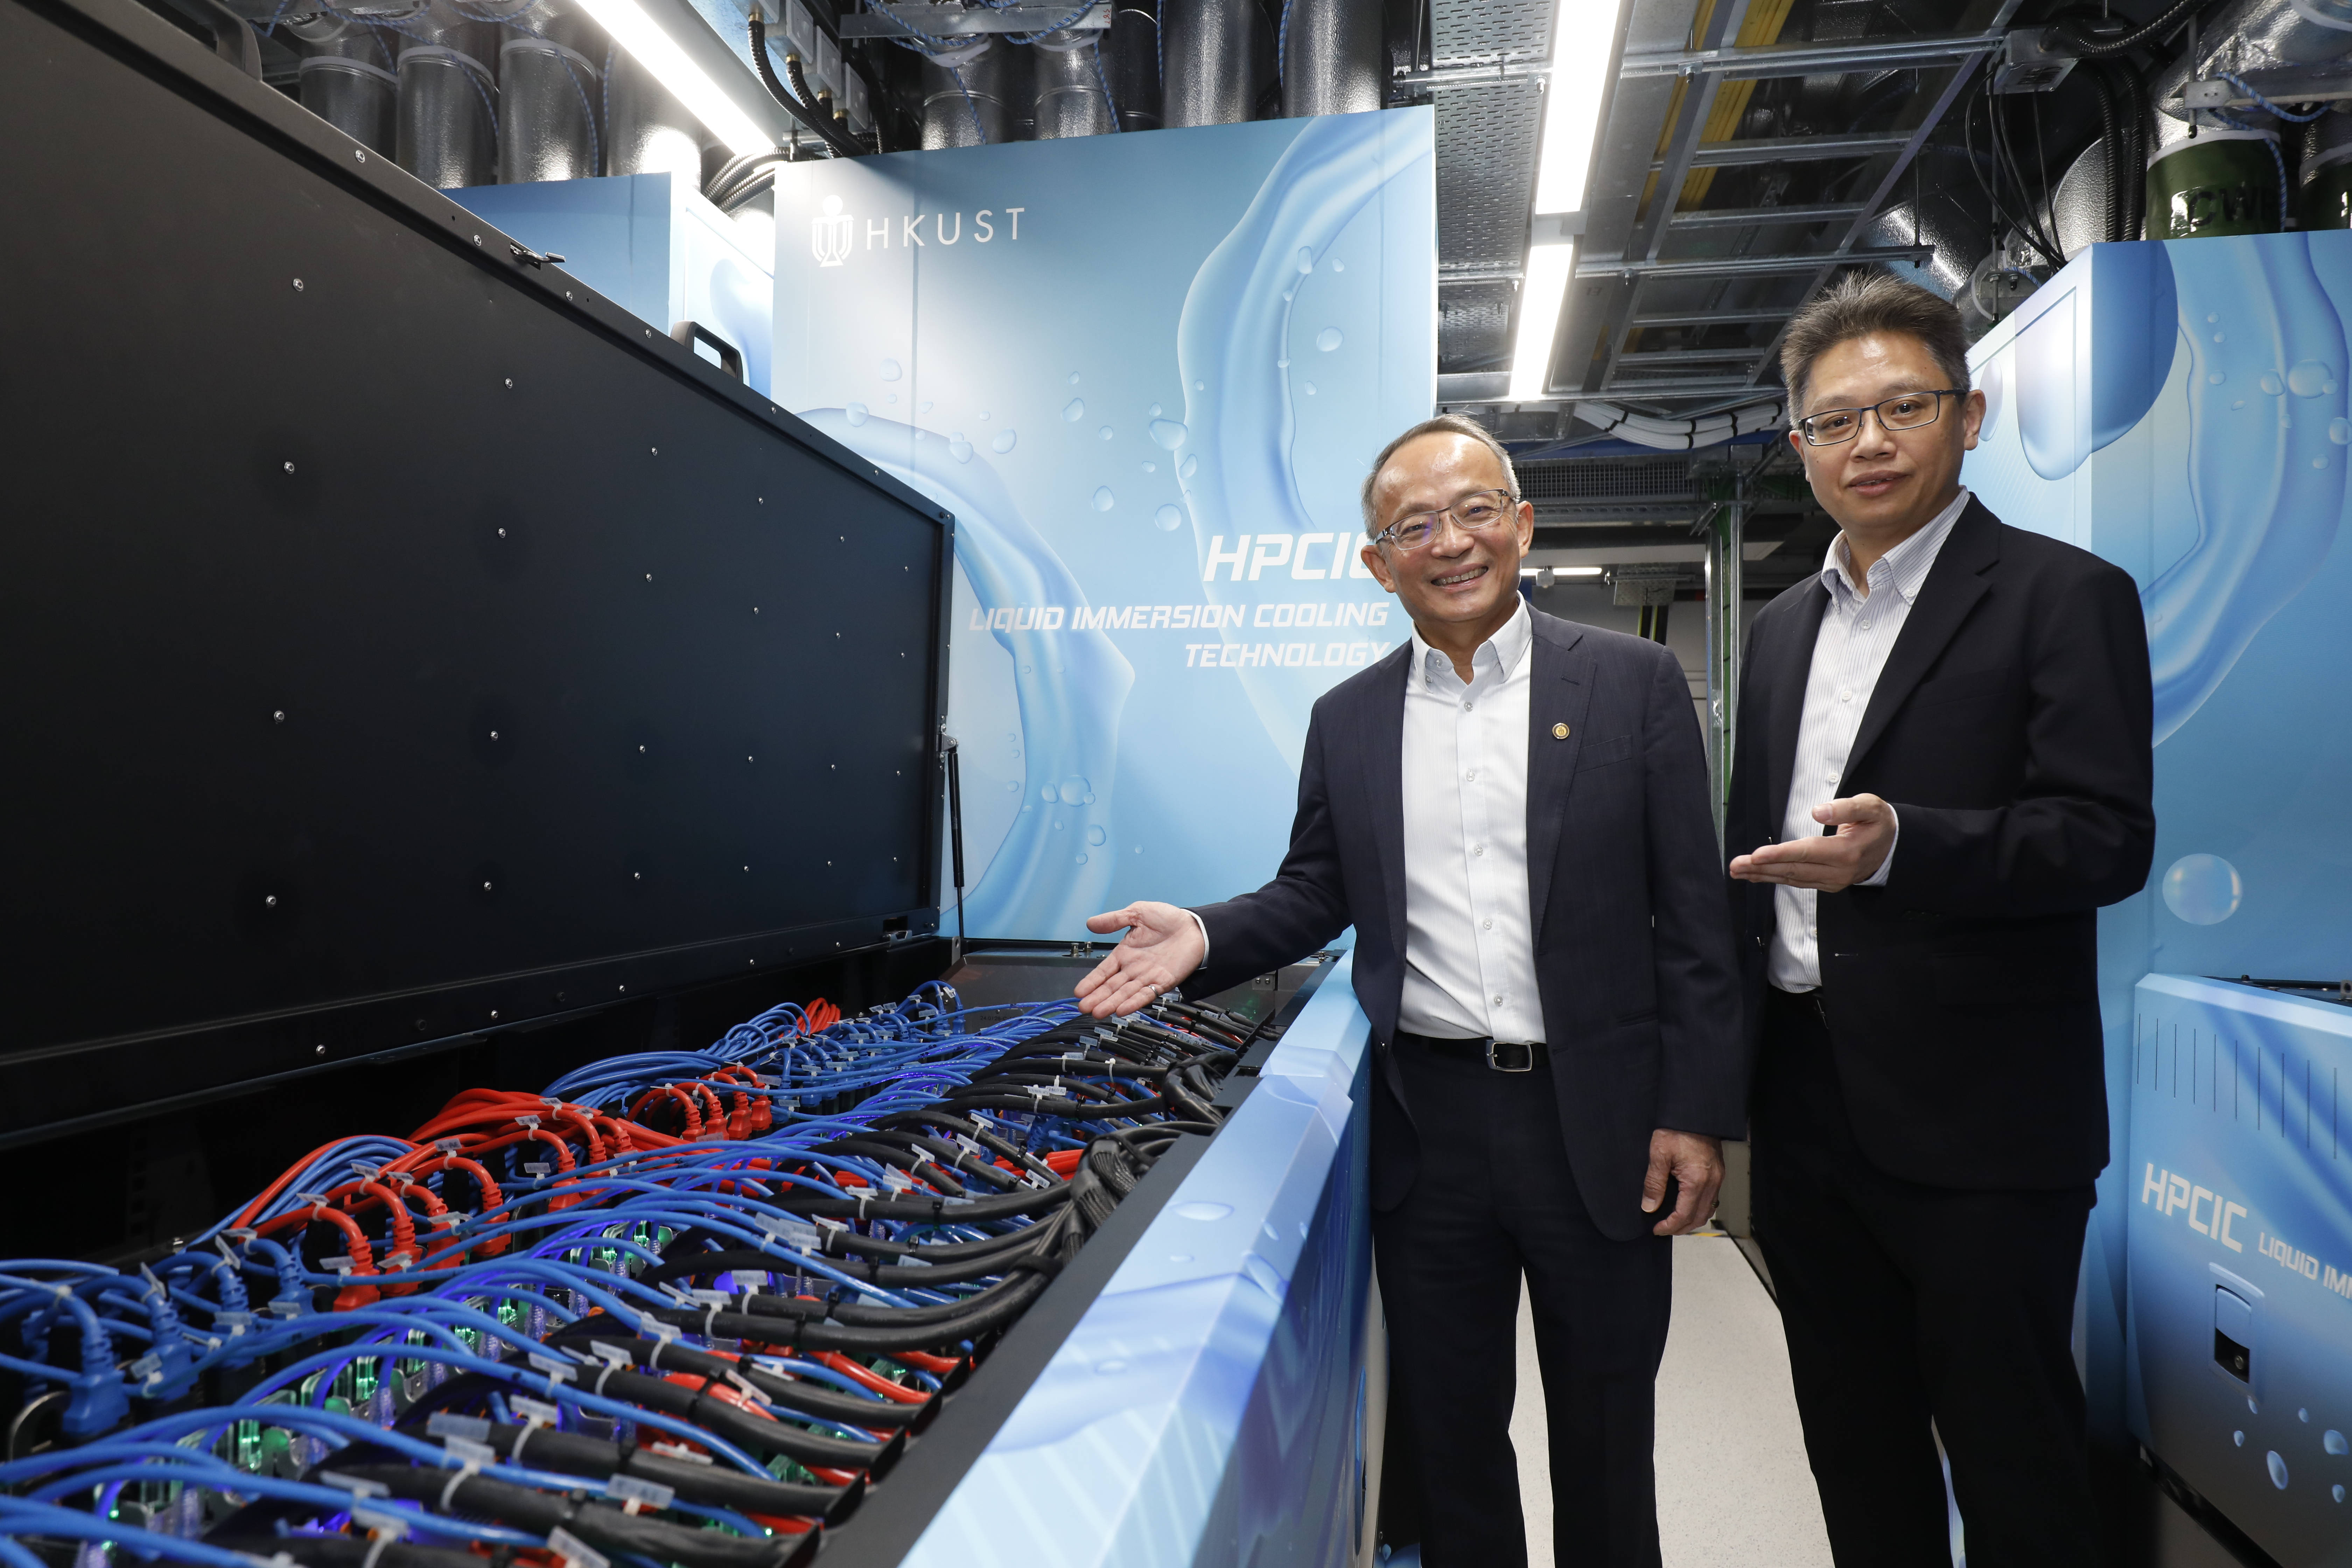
[1768,486,1968,992]
[1396,598,1543,1042]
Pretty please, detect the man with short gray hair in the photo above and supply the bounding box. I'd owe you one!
[1073,413,1744,1565]
[1727,272,2155,1564]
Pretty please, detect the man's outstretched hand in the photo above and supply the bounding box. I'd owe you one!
[1642,1129,1724,1236]
[1074,901,1206,1018]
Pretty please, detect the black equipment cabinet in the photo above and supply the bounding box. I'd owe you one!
[0,0,954,1144]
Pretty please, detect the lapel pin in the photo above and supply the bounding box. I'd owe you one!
[1552,723,1570,740]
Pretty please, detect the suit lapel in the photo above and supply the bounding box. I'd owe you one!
[1765,581,1830,841]
[1524,614,1593,943]
[1843,500,2000,782]
[1363,640,1412,962]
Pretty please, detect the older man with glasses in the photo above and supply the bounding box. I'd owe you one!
[1070,414,1744,1567]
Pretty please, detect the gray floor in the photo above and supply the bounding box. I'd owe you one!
[1510,1233,1834,1567]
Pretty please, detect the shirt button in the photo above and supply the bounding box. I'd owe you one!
[1482,919,1493,931]
[1465,770,1476,781]
[1472,845,1485,856]
[1838,689,1853,702]
[1493,995,1505,1007]
[1462,700,1474,711]
[1858,619,1872,631]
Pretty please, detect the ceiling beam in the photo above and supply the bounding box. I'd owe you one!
[1668,200,1869,228]
[1622,28,2009,80]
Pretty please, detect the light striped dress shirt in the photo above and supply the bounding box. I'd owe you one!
[1768,487,1970,993]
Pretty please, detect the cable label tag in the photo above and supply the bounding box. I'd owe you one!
[755,1213,820,1250]
[545,1527,608,1568]
[527,1351,576,1381]
[584,1341,635,1370]
[427,1412,491,1441]
[436,1139,465,1154]
[646,1440,713,1465]
[605,1474,674,1511]
[441,1435,496,1466]
[318,1472,392,1498]
[509,1395,561,1428]
[523,1163,553,1177]
[350,1504,408,1539]
[881,1169,915,1193]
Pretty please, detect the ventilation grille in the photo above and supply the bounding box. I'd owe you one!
[1519,456,1697,501]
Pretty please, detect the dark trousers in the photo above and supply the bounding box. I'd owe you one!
[1751,987,2100,1568]
[1371,1037,1671,1568]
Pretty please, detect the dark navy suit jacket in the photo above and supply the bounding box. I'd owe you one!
[1187,608,1746,1241]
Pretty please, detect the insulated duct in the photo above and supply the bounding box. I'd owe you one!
[290,11,397,157]
[921,38,1018,147]
[606,40,708,178]
[2150,0,2352,115]
[396,0,498,188]
[498,0,603,182]
[1162,0,1256,126]
[1279,0,1380,118]
[1107,2,1161,131]
[1031,28,1113,138]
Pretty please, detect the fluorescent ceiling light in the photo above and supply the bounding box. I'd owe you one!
[1508,0,1628,403]
[1521,565,1605,578]
[576,0,776,157]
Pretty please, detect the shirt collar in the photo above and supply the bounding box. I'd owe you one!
[1409,595,1532,688]
[1821,486,1969,606]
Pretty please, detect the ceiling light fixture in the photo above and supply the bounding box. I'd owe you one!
[575,0,776,156]
[1507,0,1630,404]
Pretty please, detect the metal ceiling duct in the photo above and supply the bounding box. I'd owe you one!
[606,41,705,177]
[2150,0,2352,114]
[396,0,499,188]
[1280,0,1381,118]
[921,38,1016,147]
[1031,28,1114,138]
[1162,0,1256,126]
[498,0,603,182]
[290,11,397,157]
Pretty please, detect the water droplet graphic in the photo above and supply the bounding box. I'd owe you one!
[1074,853,1087,864]
[1305,383,1318,396]
[2269,1452,2290,1490]
[2289,359,2333,397]
[1141,461,1156,473]
[1149,402,1162,416]
[1068,372,1080,385]
[1086,825,1106,845]
[2326,1430,2348,1455]
[1277,357,1290,369]
[1153,503,1184,532]
[879,358,901,381]
[2207,313,2219,322]
[1316,327,1343,352]
[1063,398,1085,422]
[1100,426,1114,441]
[2261,371,2285,395]
[1180,454,1199,479]
[1092,486,1115,512]
[1283,288,1295,302]
[1149,418,1188,449]
[2236,1431,2246,1447]
[845,402,868,426]
[1295,246,1313,274]
[992,429,1018,453]
[2337,1484,2347,1503]
[2209,372,2226,385]
[949,434,973,462]
[978,410,992,420]
[1057,777,1090,806]
[1175,1201,1232,1221]
[919,400,933,413]
[1040,785,1056,802]
[2234,400,2247,410]
[1332,258,1345,271]
[1083,790,1095,804]
[1005,780,1019,792]
[1095,1359,1126,1374]
[2317,457,2329,469]
[2214,333,2225,343]
[2163,854,2242,924]
[886,392,897,403]
[2300,1409,2311,1422]
[1195,380,1205,391]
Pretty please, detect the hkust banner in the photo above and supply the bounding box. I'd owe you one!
[772,110,1436,940]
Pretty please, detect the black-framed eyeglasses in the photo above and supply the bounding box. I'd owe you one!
[1796,388,1968,447]
[1373,488,1520,553]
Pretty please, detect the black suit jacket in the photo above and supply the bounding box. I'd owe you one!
[1724,497,2155,1190]
[1188,608,1745,1241]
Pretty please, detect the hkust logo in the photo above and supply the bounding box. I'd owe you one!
[811,193,1026,267]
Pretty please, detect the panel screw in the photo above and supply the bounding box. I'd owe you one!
[633,872,642,879]
[489,730,499,740]
[489,1009,499,1019]
[498,527,506,537]
[645,573,652,581]
[315,1044,327,1055]
[757,497,764,504]
[472,234,482,246]
[638,745,646,753]
[650,446,658,454]
[753,607,760,614]
[355,149,366,162]
[618,983,627,991]
[747,755,755,762]
[283,461,296,473]
[293,279,304,291]
[273,710,286,723]
[265,895,279,908]
[504,378,513,388]
[482,880,493,891]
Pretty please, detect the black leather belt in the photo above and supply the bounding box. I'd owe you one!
[1394,1029,1544,1073]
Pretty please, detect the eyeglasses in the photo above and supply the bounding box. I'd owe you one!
[1796,388,1968,447]
[1373,488,1520,553]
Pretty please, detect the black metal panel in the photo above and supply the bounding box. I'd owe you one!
[0,0,953,1136]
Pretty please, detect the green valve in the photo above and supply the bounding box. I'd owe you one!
[2148,132,2284,239]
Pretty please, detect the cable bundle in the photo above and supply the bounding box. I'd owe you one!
[0,986,1264,1567]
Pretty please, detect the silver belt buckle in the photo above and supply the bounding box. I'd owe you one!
[1485,1040,1534,1073]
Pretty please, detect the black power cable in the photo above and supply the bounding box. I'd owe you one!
[2081,56,2123,241]
[2046,0,2204,58]
[748,13,862,158]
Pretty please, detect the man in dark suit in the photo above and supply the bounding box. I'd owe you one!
[1072,415,1745,1567]
[1724,273,2155,1566]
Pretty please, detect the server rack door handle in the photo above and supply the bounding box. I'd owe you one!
[176,0,262,76]
[669,321,745,381]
